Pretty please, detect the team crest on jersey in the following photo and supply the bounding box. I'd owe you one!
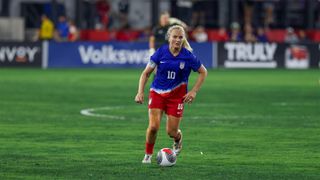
[179,62,185,69]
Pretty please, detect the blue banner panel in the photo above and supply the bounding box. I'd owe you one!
[190,42,214,68]
[48,42,149,68]
[48,42,214,68]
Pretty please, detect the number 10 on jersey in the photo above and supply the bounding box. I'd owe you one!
[167,71,176,79]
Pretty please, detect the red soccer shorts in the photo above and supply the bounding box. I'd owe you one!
[148,85,186,118]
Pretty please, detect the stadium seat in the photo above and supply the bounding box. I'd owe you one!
[79,30,111,41]
[206,29,221,42]
[87,30,111,41]
[308,30,320,42]
[79,30,89,40]
[265,29,286,42]
[116,30,141,41]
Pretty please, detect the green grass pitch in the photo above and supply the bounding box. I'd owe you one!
[0,68,319,179]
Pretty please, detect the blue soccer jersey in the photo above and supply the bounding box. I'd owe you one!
[149,45,202,96]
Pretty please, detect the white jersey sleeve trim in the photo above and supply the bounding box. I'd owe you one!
[147,60,157,68]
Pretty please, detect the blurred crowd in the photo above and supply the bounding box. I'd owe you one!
[189,22,310,44]
[189,0,312,43]
[33,0,317,43]
[34,14,79,42]
[33,0,129,42]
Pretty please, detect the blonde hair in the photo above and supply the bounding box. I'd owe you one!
[167,25,193,52]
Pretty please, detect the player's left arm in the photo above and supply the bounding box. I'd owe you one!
[183,65,207,104]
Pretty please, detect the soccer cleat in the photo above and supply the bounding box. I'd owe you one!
[142,154,152,164]
[173,129,183,155]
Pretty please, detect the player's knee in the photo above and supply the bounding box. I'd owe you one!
[148,126,159,134]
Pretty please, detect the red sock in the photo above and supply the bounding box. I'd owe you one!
[145,142,155,155]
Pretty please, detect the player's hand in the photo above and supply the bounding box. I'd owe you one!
[135,93,144,104]
[183,91,196,104]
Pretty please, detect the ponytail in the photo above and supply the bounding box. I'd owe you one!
[182,38,193,52]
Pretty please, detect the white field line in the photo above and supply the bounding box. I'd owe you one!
[271,102,318,106]
[80,106,126,120]
[80,102,317,120]
[184,114,313,121]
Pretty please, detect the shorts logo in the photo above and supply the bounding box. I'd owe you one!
[179,62,185,69]
[149,98,152,105]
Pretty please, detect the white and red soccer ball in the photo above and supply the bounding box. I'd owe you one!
[156,148,177,166]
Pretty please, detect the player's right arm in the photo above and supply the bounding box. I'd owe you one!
[149,35,155,55]
[135,62,156,104]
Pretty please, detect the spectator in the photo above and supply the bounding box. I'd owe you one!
[118,0,130,29]
[191,26,208,43]
[298,29,310,43]
[243,23,256,42]
[216,27,229,42]
[243,0,255,25]
[256,26,268,42]
[229,22,242,42]
[96,0,111,29]
[263,2,276,28]
[316,14,320,29]
[137,28,151,42]
[54,15,69,42]
[284,27,299,43]
[191,0,206,28]
[67,20,79,42]
[175,0,193,26]
[34,14,54,41]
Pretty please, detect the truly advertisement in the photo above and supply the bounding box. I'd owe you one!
[218,42,320,69]
[48,42,214,68]
[219,42,278,68]
[0,42,42,67]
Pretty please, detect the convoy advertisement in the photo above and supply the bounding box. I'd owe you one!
[0,42,42,67]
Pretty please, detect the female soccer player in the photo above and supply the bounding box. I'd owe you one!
[149,11,187,53]
[135,25,207,164]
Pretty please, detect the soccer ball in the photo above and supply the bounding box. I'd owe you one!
[156,148,177,166]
